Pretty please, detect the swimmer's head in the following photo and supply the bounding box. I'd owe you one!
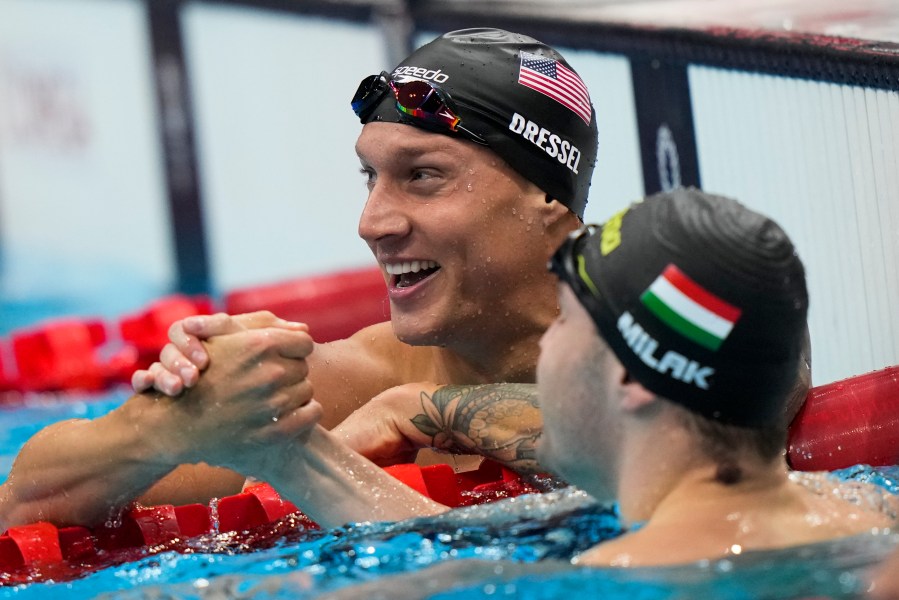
[550,188,809,428]
[351,28,598,219]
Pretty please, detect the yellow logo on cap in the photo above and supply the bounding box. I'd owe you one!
[600,207,629,256]
[576,254,599,297]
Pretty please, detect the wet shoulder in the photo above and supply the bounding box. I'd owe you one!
[338,322,439,379]
[790,470,898,530]
[309,322,438,426]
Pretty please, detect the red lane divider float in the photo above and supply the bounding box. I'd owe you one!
[788,365,899,471]
[0,266,388,396]
[1,295,213,395]
[0,341,18,393]
[11,319,115,392]
[0,460,534,584]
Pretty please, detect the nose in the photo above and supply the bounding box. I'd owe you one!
[357,182,412,245]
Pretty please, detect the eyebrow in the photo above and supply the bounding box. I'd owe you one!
[357,141,455,165]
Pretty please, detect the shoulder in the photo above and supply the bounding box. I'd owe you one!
[576,524,719,567]
[308,322,437,426]
[311,322,428,379]
[576,532,649,567]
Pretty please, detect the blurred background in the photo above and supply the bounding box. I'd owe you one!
[0,0,896,385]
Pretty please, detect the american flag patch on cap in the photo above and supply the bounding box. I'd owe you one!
[518,51,592,125]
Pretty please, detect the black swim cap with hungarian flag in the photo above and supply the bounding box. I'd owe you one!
[551,188,809,428]
[351,28,598,218]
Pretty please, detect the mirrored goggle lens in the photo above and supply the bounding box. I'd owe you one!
[352,73,485,145]
[390,79,461,131]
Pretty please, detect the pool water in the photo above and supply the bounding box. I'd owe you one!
[1,390,898,599]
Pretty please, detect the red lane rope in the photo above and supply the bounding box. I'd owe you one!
[787,365,899,471]
[0,461,535,584]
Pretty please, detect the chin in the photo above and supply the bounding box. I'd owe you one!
[390,318,445,347]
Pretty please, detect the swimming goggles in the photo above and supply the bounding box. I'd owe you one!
[351,71,487,145]
[549,224,604,311]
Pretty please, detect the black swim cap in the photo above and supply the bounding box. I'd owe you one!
[354,28,598,218]
[551,188,809,428]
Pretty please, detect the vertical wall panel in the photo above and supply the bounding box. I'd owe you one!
[689,66,899,383]
[0,0,171,332]
[561,49,644,223]
[870,89,899,365]
[182,4,387,291]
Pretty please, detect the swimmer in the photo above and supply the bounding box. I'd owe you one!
[0,28,597,528]
[538,188,895,566]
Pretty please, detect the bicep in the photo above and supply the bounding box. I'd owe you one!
[419,383,544,473]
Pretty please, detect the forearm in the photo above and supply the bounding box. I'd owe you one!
[255,426,448,528]
[0,396,180,529]
[411,384,544,474]
[138,464,247,507]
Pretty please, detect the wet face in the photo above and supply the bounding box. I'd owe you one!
[536,284,620,498]
[356,122,560,347]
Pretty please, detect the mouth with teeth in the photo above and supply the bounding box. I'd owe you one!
[385,260,441,289]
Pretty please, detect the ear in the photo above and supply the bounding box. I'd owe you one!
[619,368,657,413]
[541,196,581,246]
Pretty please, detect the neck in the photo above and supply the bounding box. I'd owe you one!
[611,418,789,528]
[640,460,790,523]
[429,319,547,384]
[432,280,558,384]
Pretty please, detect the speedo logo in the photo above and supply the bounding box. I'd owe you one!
[617,311,715,390]
[392,66,449,83]
[508,113,581,174]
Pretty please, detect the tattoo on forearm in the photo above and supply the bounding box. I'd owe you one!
[410,384,543,473]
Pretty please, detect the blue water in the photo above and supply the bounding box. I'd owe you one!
[0,249,171,336]
[1,391,898,599]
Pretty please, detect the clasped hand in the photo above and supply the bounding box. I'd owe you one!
[138,312,322,474]
[134,313,441,467]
